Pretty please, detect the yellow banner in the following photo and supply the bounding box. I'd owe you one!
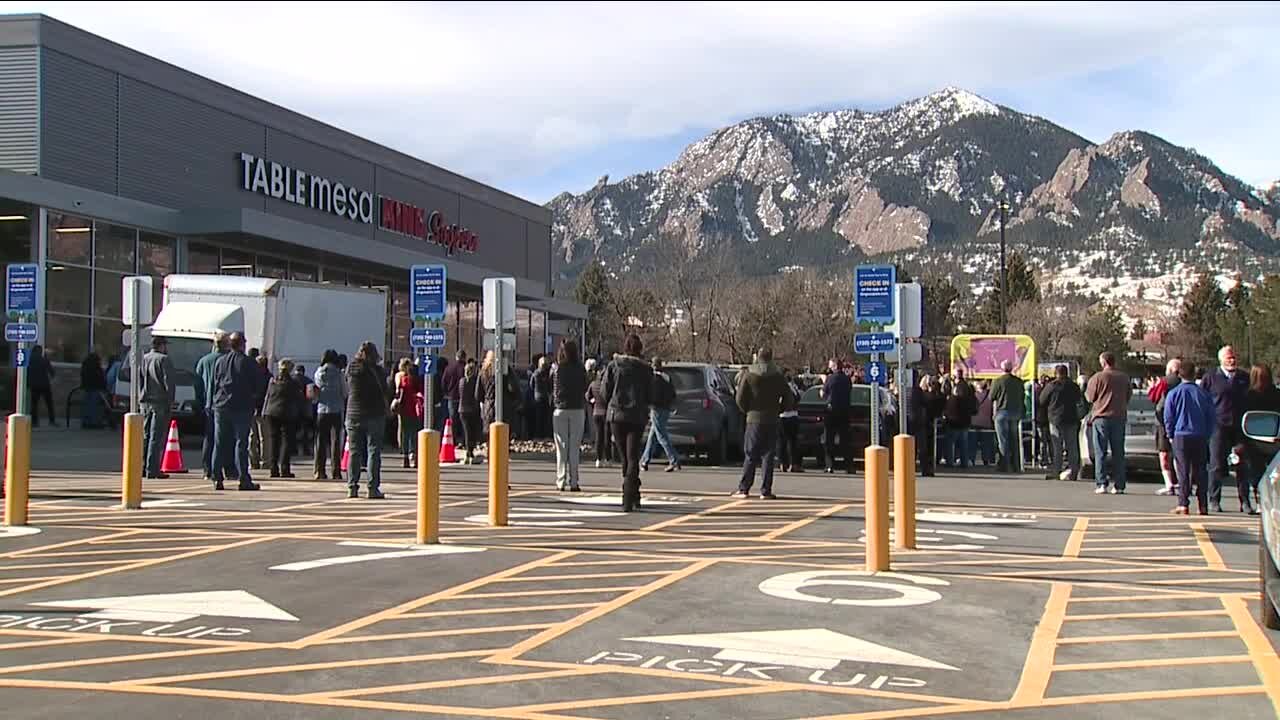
[950,334,1037,381]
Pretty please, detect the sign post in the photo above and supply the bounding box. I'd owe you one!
[121,277,153,511]
[483,277,515,528]
[5,263,37,525]
[855,265,896,572]
[411,265,447,433]
[887,282,923,551]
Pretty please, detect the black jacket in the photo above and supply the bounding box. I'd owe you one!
[460,370,481,415]
[480,369,521,426]
[1201,368,1250,430]
[345,359,388,424]
[212,351,259,414]
[533,365,552,403]
[552,360,588,411]
[604,355,653,426]
[1040,378,1084,426]
[943,386,977,429]
[442,361,466,403]
[587,377,608,417]
[263,375,305,421]
[80,354,107,392]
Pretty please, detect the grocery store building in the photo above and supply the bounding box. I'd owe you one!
[0,14,583,409]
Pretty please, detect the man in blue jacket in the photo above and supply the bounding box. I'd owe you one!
[1165,363,1217,515]
[1199,345,1251,513]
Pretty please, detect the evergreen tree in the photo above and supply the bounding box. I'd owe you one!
[1178,271,1226,362]
[1130,318,1148,341]
[574,261,614,356]
[1218,278,1252,362]
[973,251,1040,333]
[1079,303,1130,373]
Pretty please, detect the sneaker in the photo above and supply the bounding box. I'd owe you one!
[666,464,680,473]
[1058,470,1073,481]
[1108,487,1121,495]
[730,491,750,498]
[1211,502,1224,513]
[569,486,582,493]
[641,462,649,472]
[1156,487,1173,496]
[347,487,359,499]
[761,493,778,500]
[368,490,386,500]
[213,479,225,491]
[1171,506,1189,515]
[237,482,260,491]
[1094,486,1107,495]
[594,460,602,469]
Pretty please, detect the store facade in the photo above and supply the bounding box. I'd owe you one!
[0,15,582,410]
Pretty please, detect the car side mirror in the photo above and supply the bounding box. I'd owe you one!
[1243,411,1280,443]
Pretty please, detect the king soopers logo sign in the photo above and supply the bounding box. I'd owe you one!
[238,153,478,254]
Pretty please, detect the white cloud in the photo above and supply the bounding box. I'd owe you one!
[3,1,1278,200]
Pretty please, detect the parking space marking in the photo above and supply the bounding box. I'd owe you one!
[1062,518,1088,558]
[1010,582,1069,706]
[1191,523,1227,570]
[1053,654,1252,672]
[1222,595,1280,716]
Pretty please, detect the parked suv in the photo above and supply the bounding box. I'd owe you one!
[662,362,745,465]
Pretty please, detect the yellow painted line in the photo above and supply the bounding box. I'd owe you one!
[505,684,787,713]
[288,550,577,648]
[311,667,610,699]
[313,623,557,646]
[457,586,643,600]
[1054,654,1253,671]
[1082,544,1200,552]
[1009,582,1069,706]
[87,534,244,544]
[0,559,132,570]
[0,628,272,648]
[1146,576,1257,585]
[123,649,499,686]
[1222,595,1280,717]
[487,571,674,583]
[0,636,112,651]
[14,545,220,558]
[1036,684,1264,707]
[1064,609,1228,621]
[542,558,691,567]
[1083,536,1188,544]
[989,565,1229,578]
[489,561,713,663]
[1125,554,1211,562]
[1057,630,1241,644]
[0,575,63,585]
[1062,517,1088,559]
[0,644,265,677]
[1192,523,1227,570]
[397,603,602,620]
[0,530,142,558]
[642,499,748,531]
[761,503,852,541]
[1069,591,1223,603]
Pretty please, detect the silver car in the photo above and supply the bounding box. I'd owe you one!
[1080,390,1160,476]
[1242,410,1280,628]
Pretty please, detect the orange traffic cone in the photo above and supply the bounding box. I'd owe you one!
[439,419,458,464]
[340,436,351,472]
[159,420,188,474]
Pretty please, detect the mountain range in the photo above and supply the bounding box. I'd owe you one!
[547,88,1280,326]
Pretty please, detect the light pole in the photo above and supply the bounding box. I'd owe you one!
[997,198,1010,335]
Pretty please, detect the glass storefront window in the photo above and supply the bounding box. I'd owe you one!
[442,301,458,359]
[92,317,126,357]
[47,213,92,265]
[93,269,126,320]
[531,310,547,359]
[516,308,530,369]
[257,256,287,279]
[320,268,346,285]
[188,243,220,274]
[45,265,92,315]
[459,300,478,362]
[43,313,91,364]
[95,223,137,273]
[392,283,410,318]
[221,250,254,276]
[290,263,317,282]
[138,233,175,276]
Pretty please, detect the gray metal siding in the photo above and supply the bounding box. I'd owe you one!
[118,76,265,210]
[459,196,526,278]
[39,48,115,192]
[526,222,552,287]
[0,45,37,174]
[262,129,375,237]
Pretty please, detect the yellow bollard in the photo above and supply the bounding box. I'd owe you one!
[417,429,441,545]
[4,414,31,526]
[864,444,890,571]
[488,422,509,526]
[121,413,143,510]
[893,434,916,550]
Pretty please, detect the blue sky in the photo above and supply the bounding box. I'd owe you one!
[4,2,1277,204]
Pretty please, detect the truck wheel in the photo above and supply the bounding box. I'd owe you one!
[1262,533,1280,630]
[710,429,728,467]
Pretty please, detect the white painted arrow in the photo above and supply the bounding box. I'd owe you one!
[270,541,485,572]
[0,526,41,538]
[141,499,205,508]
[625,628,958,671]
[32,590,298,623]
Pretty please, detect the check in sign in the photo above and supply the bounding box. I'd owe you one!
[411,265,447,321]
[854,265,895,325]
[6,263,37,314]
[410,327,446,349]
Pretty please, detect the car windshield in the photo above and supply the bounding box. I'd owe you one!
[667,368,705,392]
[120,337,209,375]
[1129,393,1154,413]
[800,384,872,406]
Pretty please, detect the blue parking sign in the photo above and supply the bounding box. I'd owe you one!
[411,265,447,321]
[854,265,895,325]
[6,263,37,314]
[14,347,28,368]
[867,361,887,386]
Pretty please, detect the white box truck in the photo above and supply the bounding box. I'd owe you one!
[114,275,387,425]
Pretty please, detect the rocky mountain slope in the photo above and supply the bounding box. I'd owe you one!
[549,88,1280,322]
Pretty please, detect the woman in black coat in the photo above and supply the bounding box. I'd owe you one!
[603,335,653,512]
[263,358,305,478]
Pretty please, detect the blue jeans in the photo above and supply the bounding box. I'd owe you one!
[213,409,253,484]
[942,428,969,468]
[994,412,1022,472]
[347,417,385,491]
[1091,417,1127,490]
[970,430,996,465]
[142,403,170,478]
[641,408,680,466]
[201,409,216,478]
[739,423,778,494]
[81,391,104,428]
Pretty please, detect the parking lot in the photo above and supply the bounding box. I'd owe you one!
[0,429,1277,719]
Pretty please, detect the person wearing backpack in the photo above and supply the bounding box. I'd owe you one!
[641,357,682,472]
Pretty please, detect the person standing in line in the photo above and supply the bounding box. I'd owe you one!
[970,380,996,466]
[913,374,945,477]
[533,354,553,439]
[603,335,652,512]
[732,348,794,499]
[1200,345,1252,513]
[293,364,314,457]
[1243,363,1280,513]
[312,350,345,481]
[195,333,229,482]
[263,358,303,479]
[27,345,56,427]
[820,358,853,474]
[778,369,803,473]
[458,357,482,465]
[551,339,588,491]
[1149,358,1184,496]
[79,351,108,429]
[1085,351,1132,495]
[393,357,424,469]
[989,360,1026,473]
[588,367,613,468]
[1033,376,1053,468]
[345,342,389,499]
[443,350,467,436]
[1041,365,1083,482]
[248,350,272,470]
[641,357,683,473]
[139,336,176,480]
[211,332,261,492]
[1163,363,1216,515]
[480,350,521,435]
[942,381,976,468]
